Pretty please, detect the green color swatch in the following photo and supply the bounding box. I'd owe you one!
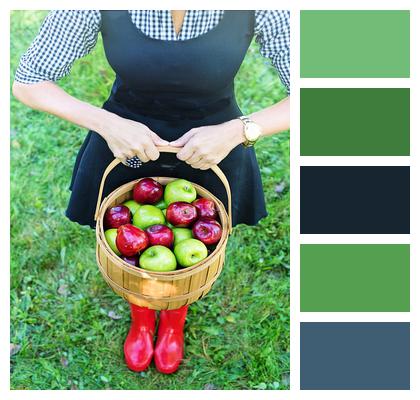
[300,244,410,312]
[301,10,410,77]
[300,88,410,156]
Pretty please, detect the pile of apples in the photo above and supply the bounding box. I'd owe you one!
[103,178,222,272]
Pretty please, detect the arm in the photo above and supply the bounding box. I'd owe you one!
[12,80,168,162]
[13,10,167,163]
[249,96,290,136]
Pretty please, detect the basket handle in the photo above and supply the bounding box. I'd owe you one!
[94,146,232,232]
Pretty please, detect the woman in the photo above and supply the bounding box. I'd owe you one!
[13,10,290,374]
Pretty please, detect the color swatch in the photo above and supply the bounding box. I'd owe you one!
[300,10,410,77]
[300,322,410,390]
[300,166,410,234]
[300,244,410,312]
[300,88,410,156]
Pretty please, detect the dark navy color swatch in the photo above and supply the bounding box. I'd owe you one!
[300,322,410,390]
[300,166,410,234]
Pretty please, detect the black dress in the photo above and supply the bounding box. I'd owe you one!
[66,10,267,228]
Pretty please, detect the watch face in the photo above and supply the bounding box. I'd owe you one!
[246,123,262,141]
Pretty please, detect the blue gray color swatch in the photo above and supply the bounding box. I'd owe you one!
[300,322,410,390]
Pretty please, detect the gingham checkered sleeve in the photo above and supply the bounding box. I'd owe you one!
[14,10,100,84]
[255,10,290,94]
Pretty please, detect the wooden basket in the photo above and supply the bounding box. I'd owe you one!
[95,146,232,310]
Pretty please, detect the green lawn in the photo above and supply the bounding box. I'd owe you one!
[10,11,290,390]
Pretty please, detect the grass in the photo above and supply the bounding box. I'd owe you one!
[10,11,289,390]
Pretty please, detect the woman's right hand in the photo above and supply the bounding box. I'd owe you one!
[98,112,169,164]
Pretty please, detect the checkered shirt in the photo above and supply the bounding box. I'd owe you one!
[15,10,290,92]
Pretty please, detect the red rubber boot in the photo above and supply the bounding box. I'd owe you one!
[124,304,156,372]
[154,305,189,374]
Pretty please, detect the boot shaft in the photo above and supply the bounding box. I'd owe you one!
[129,304,156,331]
[158,305,189,334]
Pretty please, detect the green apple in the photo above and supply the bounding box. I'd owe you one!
[164,179,197,204]
[133,205,165,230]
[172,228,193,246]
[123,199,141,215]
[174,238,208,268]
[104,228,121,256]
[154,198,167,210]
[139,245,177,272]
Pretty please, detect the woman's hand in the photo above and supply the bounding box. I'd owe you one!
[98,113,168,163]
[170,119,244,169]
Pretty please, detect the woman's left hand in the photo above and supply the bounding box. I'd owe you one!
[169,119,245,169]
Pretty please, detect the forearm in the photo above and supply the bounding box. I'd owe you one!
[225,96,290,146]
[249,96,290,137]
[12,80,112,134]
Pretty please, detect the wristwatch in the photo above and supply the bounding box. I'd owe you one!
[237,115,262,147]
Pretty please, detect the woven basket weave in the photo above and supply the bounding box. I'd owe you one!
[95,146,232,310]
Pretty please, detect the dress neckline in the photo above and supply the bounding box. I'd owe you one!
[171,10,188,38]
[126,10,230,43]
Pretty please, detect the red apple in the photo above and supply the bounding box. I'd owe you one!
[192,218,222,245]
[104,205,131,229]
[146,224,174,248]
[192,198,218,219]
[116,224,149,257]
[133,178,163,204]
[121,255,139,267]
[166,202,198,227]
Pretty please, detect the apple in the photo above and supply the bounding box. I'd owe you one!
[192,198,218,219]
[166,202,198,227]
[121,255,139,267]
[104,228,121,256]
[133,205,165,230]
[104,205,131,229]
[192,218,222,245]
[172,227,193,246]
[139,245,177,272]
[174,238,208,268]
[146,224,174,248]
[133,178,163,204]
[123,199,141,216]
[116,224,149,257]
[154,198,167,210]
[164,179,196,204]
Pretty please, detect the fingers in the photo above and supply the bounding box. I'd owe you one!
[186,152,203,164]
[144,145,160,161]
[190,160,214,170]
[148,131,169,146]
[135,148,149,163]
[115,152,131,165]
[105,119,167,165]
[170,129,197,147]
[180,148,219,170]
[131,131,163,162]
[190,159,215,170]
[130,135,159,163]
[177,144,196,161]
